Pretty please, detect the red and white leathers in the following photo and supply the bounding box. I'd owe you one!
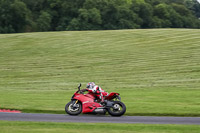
[87,85,109,102]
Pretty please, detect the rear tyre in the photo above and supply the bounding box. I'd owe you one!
[65,101,82,115]
[107,101,126,116]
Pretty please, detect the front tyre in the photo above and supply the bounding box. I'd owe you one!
[107,101,126,116]
[65,101,82,115]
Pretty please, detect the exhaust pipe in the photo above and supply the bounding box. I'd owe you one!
[93,108,106,114]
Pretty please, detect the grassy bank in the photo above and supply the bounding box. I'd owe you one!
[0,121,200,133]
[0,29,200,116]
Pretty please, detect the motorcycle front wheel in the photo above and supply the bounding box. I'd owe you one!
[107,101,126,116]
[65,100,82,115]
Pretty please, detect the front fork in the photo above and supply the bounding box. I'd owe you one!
[72,99,79,108]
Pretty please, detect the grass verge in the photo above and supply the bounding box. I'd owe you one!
[0,120,200,133]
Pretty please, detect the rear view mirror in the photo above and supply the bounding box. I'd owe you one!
[78,83,81,90]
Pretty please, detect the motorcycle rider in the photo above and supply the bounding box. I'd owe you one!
[81,82,109,103]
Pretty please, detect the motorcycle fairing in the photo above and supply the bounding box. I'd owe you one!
[82,102,102,113]
[105,92,120,100]
[72,93,102,113]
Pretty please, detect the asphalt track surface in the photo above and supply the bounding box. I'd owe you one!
[1,112,200,125]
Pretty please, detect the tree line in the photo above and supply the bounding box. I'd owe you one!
[0,0,200,33]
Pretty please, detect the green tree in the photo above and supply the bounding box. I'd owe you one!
[131,0,153,28]
[11,0,32,32]
[1,0,200,33]
[184,0,200,18]
[67,8,102,30]
[0,0,31,33]
[169,8,184,28]
[36,11,52,31]
[83,0,141,29]
[0,0,14,33]
[171,3,190,16]
[150,16,163,28]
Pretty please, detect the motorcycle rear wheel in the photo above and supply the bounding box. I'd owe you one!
[65,101,82,115]
[107,101,126,116]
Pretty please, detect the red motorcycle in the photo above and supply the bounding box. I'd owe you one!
[65,84,126,116]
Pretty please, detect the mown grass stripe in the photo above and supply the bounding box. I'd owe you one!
[0,29,200,116]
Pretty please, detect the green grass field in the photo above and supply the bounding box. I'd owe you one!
[0,29,200,116]
[0,121,200,133]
